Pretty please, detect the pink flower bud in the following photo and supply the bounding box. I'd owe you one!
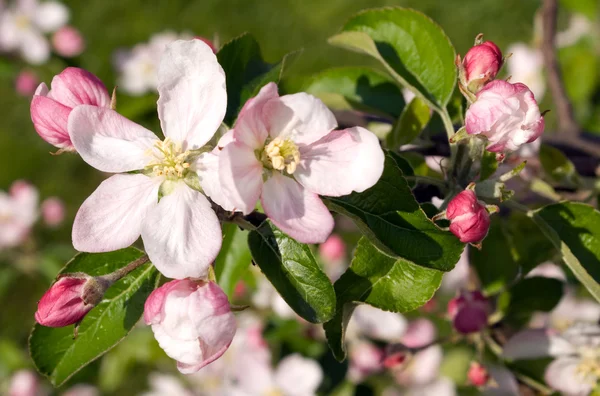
[52,26,85,58]
[319,234,346,263]
[41,197,65,227]
[195,36,217,53]
[144,279,236,374]
[447,290,490,334]
[465,80,544,153]
[35,274,105,327]
[467,361,490,387]
[348,341,383,382]
[446,190,490,244]
[30,67,111,151]
[9,370,39,396]
[15,71,39,97]
[462,41,503,93]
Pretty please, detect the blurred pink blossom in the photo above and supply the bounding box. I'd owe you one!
[0,180,38,250]
[15,70,39,96]
[41,197,65,227]
[52,25,84,57]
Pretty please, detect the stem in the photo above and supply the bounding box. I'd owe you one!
[100,255,150,284]
[404,175,448,190]
[225,215,258,231]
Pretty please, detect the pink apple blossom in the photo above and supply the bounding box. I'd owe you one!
[504,323,600,395]
[215,82,385,243]
[31,67,111,151]
[69,40,224,279]
[35,274,98,327]
[52,25,84,57]
[41,196,65,227]
[144,279,236,374]
[447,290,490,334]
[8,370,43,396]
[462,41,503,93]
[467,361,489,387]
[0,0,69,64]
[348,341,383,383]
[465,80,544,153]
[15,70,39,96]
[0,180,38,249]
[446,190,491,244]
[319,234,346,263]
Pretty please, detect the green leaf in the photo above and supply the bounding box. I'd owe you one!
[29,248,160,387]
[217,33,299,124]
[386,97,431,148]
[479,151,498,181]
[470,218,519,295]
[324,152,463,271]
[532,202,600,303]
[559,0,598,17]
[329,7,456,110]
[539,144,580,186]
[295,66,405,118]
[502,277,563,326]
[324,238,442,360]
[215,223,252,298]
[247,220,335,323]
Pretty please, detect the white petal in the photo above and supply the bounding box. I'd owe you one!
[218,142,263,214]
[279,92,337,145]
[484,364,520,396]
[69,105,159,173]
[351,304,407,342]
[503,329,575,360]
[141,184,222,279]
[33,1,69,32]
[261,172,333,244]
[157,40,226,149]
[275,354,323,396]
[545,357,595,396]
[295,127,384,196]
[20,29,50,65]
[193,151,236,211]
[72,174,160,252]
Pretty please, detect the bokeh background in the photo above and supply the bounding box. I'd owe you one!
[0,0,598,394]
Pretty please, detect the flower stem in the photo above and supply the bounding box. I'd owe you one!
[404,175,448,190]
[100,255,150,284]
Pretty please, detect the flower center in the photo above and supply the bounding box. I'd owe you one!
[15,14,31,30]
[146,138,190,179]
[262,137,300,175]
[576,355,600,384]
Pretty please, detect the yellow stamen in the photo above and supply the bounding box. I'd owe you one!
[145,137,191,179]
[262,137,300,175]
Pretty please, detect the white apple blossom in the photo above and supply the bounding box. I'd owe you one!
[0,180,38,250]
[0,0,69,64]
[506,43,545,100]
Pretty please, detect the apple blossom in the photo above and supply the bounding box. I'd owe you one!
[506,43,545,100]
[31,67,111,151]
[41,197,65,227]
[0,180,38,250]
[8,370,43,396]
[52,25,84,57]
[467,361,489,386]
[114,31,192,96]
[504,323,600,396]
[15,70,39,96]
[144,279,236,374]
[319,234,346,263]
[461,40,503,93]
[142,373,194,396]
[447,290,491,334]
[446,190,491,244]
[465,80,544,153]
[348,304,408,343]
[0,0,69,64]
[215,82,385,243]
[69,39,225,279]
[35,273,106,327]
[348,341,383,383]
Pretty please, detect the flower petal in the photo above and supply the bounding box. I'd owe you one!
[30,95,71,148]
[295,127,384,196]
[33,1,69,33]
[261,172,333,244]
[193,150,237,212]
[49,67,111,108]
[20,29,50,65]
[218,142,263,214]
[141,184,222,279]
[275,354,323,395]
[233,82,280,149]
[545,357,595,396]
[157,40,226,149]
[278,92,337,145]
[503,329,575,360]
[72,174,160,252]
[69,105,159,172]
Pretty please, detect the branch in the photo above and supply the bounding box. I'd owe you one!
[541,0,579,137]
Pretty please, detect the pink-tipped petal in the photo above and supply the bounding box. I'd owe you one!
[295,126,384,196]
[30,95,72,148]
[278,92,337,145]
[261,172,334,244]
[72,174,160,252]
[218,141,263,214]
[141,184,222,279]
[69,106,159,173]
[50,67,110,108]
[233,82,280,149]
[157,40,226,149]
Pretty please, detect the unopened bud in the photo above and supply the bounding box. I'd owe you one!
[35,273,109,327]
[467,361,490,386]
[446,190,491,245]
[461,40,503,94]
[448,290,491,334]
